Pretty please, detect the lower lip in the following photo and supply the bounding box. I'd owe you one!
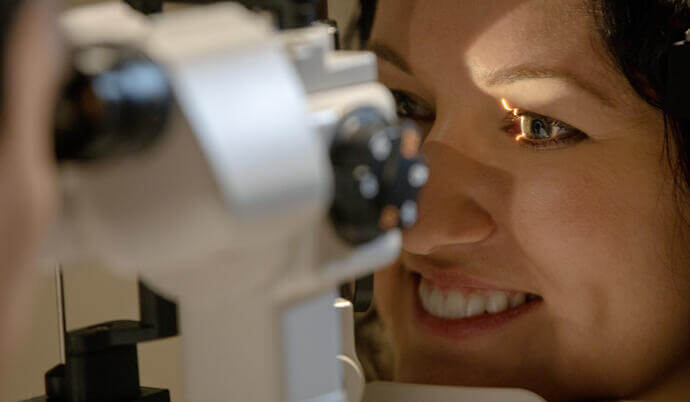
[411,274,542,340]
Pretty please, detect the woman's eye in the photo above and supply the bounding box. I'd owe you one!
[391,89,436,122]
[501,100,587,149]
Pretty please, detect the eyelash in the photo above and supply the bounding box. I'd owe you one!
[391,89,588,150]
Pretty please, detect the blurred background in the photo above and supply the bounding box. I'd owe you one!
[1,1,357,401]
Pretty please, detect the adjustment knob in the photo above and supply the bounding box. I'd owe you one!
[330,107,428,244]
[55,44,173,162]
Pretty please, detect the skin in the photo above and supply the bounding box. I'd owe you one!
[0,0,63,369]
[370,0,690,400]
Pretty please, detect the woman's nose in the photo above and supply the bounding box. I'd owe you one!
[402,141,496,256]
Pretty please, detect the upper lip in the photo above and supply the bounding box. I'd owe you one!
[400,252,539,294]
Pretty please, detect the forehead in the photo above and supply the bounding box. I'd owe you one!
[371,0,632,104]
[373,0,593,64]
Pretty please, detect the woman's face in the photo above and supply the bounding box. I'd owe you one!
[371,0,690,399]
[0,0,63,359]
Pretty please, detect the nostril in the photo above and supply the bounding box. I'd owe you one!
[526,293,542,302]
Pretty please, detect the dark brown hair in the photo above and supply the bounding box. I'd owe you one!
[593,0,690,198]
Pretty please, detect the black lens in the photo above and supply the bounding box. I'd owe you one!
[55,44,173,162]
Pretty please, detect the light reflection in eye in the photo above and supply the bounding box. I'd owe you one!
[500,98,527,141]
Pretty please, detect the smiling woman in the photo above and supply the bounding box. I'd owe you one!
[355,0,690,401]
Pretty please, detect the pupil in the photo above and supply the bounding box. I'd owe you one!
[530,119,550,139]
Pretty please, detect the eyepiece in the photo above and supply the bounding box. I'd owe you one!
[55,44,173,162]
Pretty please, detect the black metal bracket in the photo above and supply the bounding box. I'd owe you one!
[24,281,178,402]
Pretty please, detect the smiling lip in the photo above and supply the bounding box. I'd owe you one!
[410,273,542,340]
[416,267,528,293]
[401,253,536,294]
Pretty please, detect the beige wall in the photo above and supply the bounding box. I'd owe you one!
[2,1,357,401]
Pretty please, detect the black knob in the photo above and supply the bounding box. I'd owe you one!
[330,107,428,245]
[124,0,163,15]
[55,44,173,162]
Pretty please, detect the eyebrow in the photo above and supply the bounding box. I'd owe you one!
[366,40,615,107]
[365,41,413,74]
[481,64,615,107]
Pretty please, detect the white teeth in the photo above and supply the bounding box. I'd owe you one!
[418,279,532,319]
[465,294,486,317]
[510,292,526,308]
[428,287,444,316]
[486,291,509,313]
[445,291,467,318]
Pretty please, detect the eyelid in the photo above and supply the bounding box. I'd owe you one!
[390,89,436,121]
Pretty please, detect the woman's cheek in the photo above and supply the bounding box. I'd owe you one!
[506,153,681,327]
[507,164,626,290]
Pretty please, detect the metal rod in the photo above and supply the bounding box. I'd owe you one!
[55,264,67,363]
